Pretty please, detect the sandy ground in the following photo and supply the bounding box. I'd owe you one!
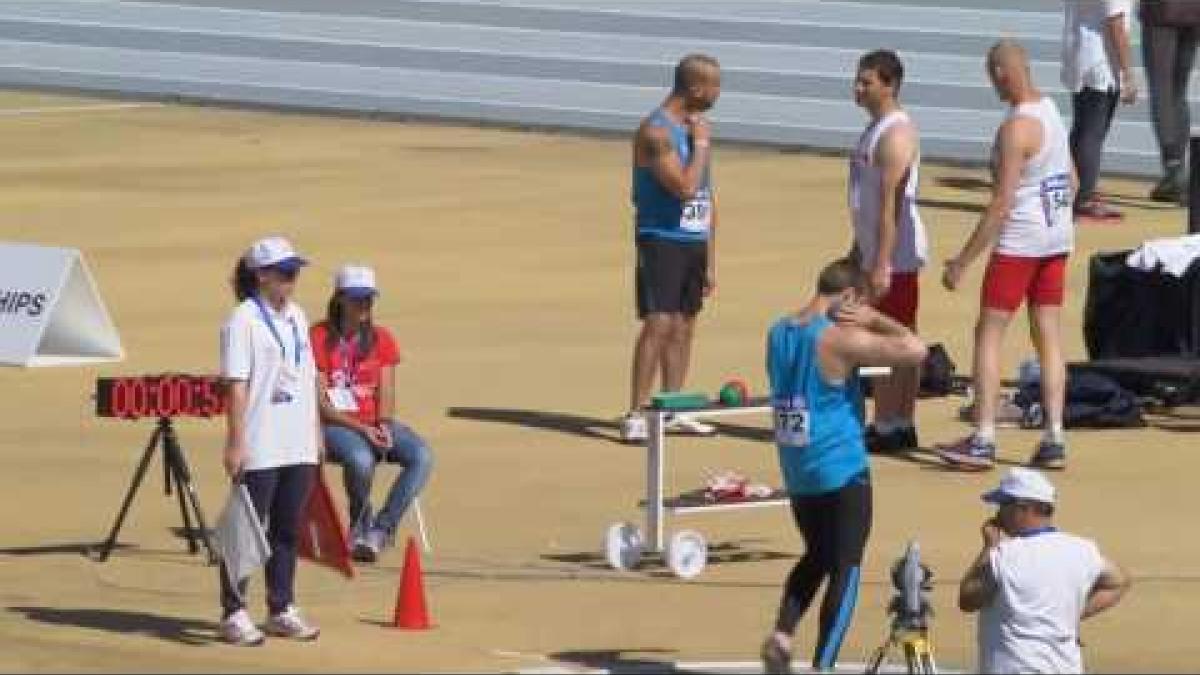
[0,90,1197,672]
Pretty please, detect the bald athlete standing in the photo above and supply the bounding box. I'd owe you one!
[938,41,1077,472]
[622,54,722,443]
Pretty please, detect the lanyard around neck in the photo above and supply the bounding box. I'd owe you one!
[253,296,300,367]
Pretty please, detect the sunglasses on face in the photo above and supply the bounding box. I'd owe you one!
[267,266,300,281]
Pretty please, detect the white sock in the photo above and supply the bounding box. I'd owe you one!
[1043,423,1065,444]
[976,425,996,442]
[875,418,902,434]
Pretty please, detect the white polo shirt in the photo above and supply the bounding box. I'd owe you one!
[978,529,1108,674]
[220,297,319,471]
[1061,0,1132,93]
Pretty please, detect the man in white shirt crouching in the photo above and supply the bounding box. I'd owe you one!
[959,467,1130,673]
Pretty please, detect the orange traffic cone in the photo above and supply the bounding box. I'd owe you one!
[392,536,432,629]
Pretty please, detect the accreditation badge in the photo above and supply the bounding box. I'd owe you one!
[327,385,359,412]
[271,362,300,404]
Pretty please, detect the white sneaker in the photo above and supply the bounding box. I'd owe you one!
[219,609,265,646]
[264,605,320,641]
[620,411,648,443]
[665,413,717,436]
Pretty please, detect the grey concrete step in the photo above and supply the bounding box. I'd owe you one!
[111,0,1066,60]
[0,0,1171,176]
[0,38,1162,176]
[0,1,1189,114]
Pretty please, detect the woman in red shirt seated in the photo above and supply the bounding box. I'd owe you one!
[311,264,433,563]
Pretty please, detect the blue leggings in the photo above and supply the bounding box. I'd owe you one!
[776,472,872,670]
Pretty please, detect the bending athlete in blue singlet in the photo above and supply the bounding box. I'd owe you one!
[760,259,928,674]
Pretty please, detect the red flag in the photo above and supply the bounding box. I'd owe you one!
[298,467,355,579]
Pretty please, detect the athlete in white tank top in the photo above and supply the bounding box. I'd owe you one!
[850,110,928,273]
[937,40,1079,472]
[994,97,1075,258]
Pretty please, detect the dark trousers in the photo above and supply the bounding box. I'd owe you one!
[219,463,315,618]
[1070,87,1120,205]
[775,472,872,671]
[1143,23,1200,169]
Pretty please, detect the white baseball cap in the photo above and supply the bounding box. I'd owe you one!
[335,264,378,299]
[982,467,1056,506]
[245,236,308,272]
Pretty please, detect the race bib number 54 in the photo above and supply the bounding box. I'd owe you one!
[773,394,810,446]
[1040,173,1071,228]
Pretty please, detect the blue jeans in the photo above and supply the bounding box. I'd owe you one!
[323,421,433,537]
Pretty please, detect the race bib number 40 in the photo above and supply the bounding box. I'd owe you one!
[1040,173,1072,228]
[680,188,713,233]
[773,394,810,447]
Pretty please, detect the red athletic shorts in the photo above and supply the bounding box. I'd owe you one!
[874,271,919,328]
[981,253,1068,312]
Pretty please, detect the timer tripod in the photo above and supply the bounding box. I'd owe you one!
[94,416,216,564]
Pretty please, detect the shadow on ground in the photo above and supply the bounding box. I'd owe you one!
[446,407,622,443]
[0,542,130,558]
[542,539,794,573]
[917,197,985,214]
[548,648,678,673]
[8,606,216,646]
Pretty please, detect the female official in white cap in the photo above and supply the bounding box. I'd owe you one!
[218,236,322,645]
[311,264,433,563]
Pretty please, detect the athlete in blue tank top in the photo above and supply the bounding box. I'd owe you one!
[620,54,722,444]
[760,258,928,675]
[767,314,867,495]
[632,108,713,243]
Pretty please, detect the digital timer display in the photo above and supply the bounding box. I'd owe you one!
[95,375,226,419]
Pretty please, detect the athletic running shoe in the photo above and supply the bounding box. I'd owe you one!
[264,605,320,641]
[1150,169,1185,204]
[665,413,717,436]
[935,435,997,471]
[620,411,648,443]
[1029,439,1067,471]
[352,527,388,563]
[1074,200,1124,222]
[866,425,919,454]
[760,634,792,675]
[219,609,265,647]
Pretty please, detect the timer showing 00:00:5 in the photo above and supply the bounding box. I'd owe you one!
[95,375,227,419]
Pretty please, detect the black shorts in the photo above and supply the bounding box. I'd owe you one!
[635,237,708,319]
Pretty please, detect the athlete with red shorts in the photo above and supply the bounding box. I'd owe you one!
[848,50,929,453]
[938,40,1076,471]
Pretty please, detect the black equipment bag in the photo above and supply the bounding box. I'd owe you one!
[1083,251,1200,360]
[918,343,957,398]
[1013,369,1145,429]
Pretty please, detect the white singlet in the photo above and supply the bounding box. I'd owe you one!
[849,110,928,274]
[994,97,1075,258]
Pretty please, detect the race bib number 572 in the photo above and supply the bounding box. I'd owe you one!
[773,394,810,447]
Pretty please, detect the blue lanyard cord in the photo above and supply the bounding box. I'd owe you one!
[252,296,301,367]
[1016,526,1057,538]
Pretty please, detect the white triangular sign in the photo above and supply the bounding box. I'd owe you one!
[0,242,123,367]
